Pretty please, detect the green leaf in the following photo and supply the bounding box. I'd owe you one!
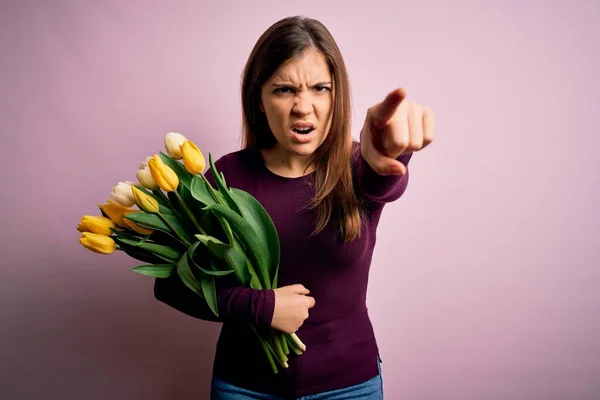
[190,176,218,206]
[113,234,162,263]
[150,188,172,208]
[194,234,217,246]
[204,203,270,289]
[187,239,235,277]
[159,151,192,189]
[199,275,218,317]
[136,242,183,261]
[123,212,167,231]
[118,244,164,264]
[117,238,182,261]
[111,227,147,241]
[148,230,185,250]
[179,183,208,220]
[217,216,235,245]
[208,153,242,215]
[208,219,253,283]
[249,274,262,289]
[124,212,194,243]
[176,253,205,299]
[207,240,251,285]
[195,213,230,245]
[192,234,252,284]
[131,264,175,278]
[230,188,280,288]
[194,260,234,276]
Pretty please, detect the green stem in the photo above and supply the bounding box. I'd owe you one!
[271,333,288,367]
[173,190,207,235]
[250,326,278,374]
[156,212,191,246]
[265,332,287,368]
[150,189,184,219]
[289,333,306,352]
[280,331,289,355]
[156,190,173,209]
[283,333,303,355]
[200,173,225,205]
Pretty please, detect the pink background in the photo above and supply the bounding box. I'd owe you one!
[1,1,598,399]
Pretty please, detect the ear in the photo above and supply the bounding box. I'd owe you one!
[259,103,264,112]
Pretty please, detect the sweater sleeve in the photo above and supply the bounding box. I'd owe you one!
[152,153,276,327]
[353,142,413,203]
[154,276,275,327]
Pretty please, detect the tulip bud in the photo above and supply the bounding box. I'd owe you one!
[79,232,116,255]
[136,165,159,190]
[138,156,152,169]
[131,186,160,213]
[110,181,137,207]
[180,140,206,175]
[164,132,187,159]
[148,154,179,192]
[98,200,131,228]
[77,215,115,236]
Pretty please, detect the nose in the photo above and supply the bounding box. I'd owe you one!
[292,95,313,116]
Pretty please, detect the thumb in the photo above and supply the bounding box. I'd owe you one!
[369,88,406,128]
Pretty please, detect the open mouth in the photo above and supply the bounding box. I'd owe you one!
[292,122,315,135]
[292,127,315,135]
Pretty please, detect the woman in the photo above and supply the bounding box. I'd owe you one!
[154,15,434,399]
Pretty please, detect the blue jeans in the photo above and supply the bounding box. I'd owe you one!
[210,358,383,399]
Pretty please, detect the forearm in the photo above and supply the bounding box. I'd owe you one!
[153,275,275,326]
[355,150,413,203]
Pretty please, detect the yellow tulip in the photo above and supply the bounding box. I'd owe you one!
[79,232,116,255]
[123,210,155,235]
[131,186,160,213]
[148,154,179,192]
[77,215,115,236]
[164,132,187,159]
[98,200,132,228]
[180,140,206,175]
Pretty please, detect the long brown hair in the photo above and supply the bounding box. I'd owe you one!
[240,16,364,242]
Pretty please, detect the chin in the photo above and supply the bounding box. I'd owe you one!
[285,143,320,157]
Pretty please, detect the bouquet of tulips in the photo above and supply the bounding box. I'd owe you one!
[77,132,305,373]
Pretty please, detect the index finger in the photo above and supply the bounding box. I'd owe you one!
[369,88,407,127]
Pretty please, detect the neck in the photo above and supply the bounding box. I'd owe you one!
[260,146,315,178]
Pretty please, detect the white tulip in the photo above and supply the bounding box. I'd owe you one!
[138,156,152,170]
[164,132,187,159]
[110,181,137,207]
[136,166,159,190]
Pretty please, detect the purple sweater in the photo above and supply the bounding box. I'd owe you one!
[154,142,412,397]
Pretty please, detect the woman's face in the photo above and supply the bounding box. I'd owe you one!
[260,49,334,159]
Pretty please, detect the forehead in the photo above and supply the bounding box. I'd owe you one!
[269,50,331,84]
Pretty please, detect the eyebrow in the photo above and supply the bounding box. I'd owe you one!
[271,81,333,88]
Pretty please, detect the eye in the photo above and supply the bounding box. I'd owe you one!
[274,87,295,94]
[314,86,331,93]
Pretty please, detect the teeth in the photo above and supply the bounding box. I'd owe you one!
[294,127,313,134]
